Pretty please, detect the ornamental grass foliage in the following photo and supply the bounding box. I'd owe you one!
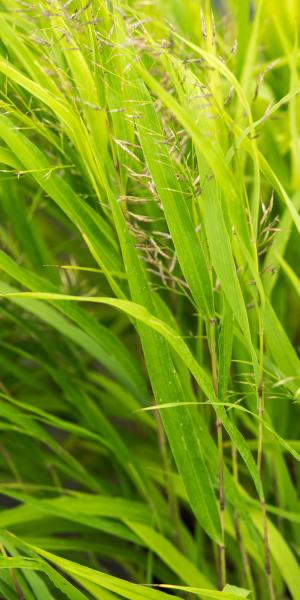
[0,0,299,598]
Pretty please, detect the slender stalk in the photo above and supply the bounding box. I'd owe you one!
[257,324,264,474]
[231,444,256,597]
[257,313,275,600]
[217,416,226,589]
[261,497,275,600]
[210,317,226,590]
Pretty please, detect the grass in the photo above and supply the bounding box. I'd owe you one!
[0,0,299,598]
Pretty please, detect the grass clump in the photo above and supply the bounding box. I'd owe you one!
[0,0,299,598]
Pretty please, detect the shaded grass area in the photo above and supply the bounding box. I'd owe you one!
[0,0,299,598]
